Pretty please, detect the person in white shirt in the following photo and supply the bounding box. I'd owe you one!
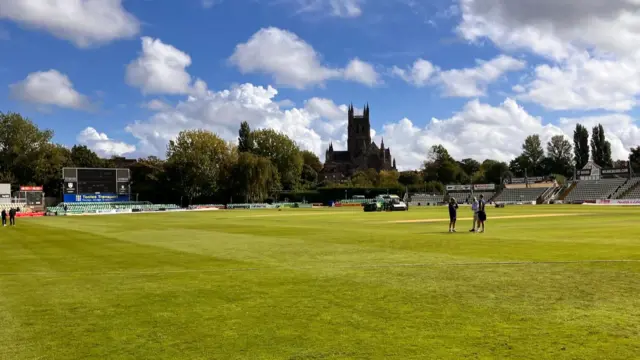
[469,197,479,232]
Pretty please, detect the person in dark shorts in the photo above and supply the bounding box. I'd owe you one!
[9,207,16,226]
[1,209,6,227]
[477,194,487,233]
[448,197,459,232]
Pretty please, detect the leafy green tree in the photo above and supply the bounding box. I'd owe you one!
[398,171,422,187]
[165,129,233,204]
[546,135,573,176]
[573,123,589,169]
[521,134,545,175]
[458,158,481,178]
[238,121,254,153]
[590,124,613,168]
[251,129,303,190]
[130,156,168,203]
[481,159,509,184]
[378,170,399,188]
[70,145,104,168]
[423,145,461,184]
[231,152,278,202]
[33,143,72,198]
[629,146,640,173]
[301,150,322,173]
[0,112,55,187]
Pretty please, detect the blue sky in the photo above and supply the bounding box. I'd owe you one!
[1,0,639,170]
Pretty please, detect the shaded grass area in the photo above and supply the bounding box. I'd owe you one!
[1,205,639,359]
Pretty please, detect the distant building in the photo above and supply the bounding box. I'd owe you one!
[320,104,396,182]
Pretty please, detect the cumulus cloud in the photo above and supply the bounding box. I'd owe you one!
[77,127,136,157]
[457,0,640,112]
[9,70,92,110]
[393,54,525,97]
[126,37,207,95]
[516,54,640,112]
[119,81,640,171]
[0,0,139,48]
[229,27,379,89]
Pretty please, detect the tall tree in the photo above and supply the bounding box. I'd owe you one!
[546,135,573,175]
[590,124,613,167]
[0,112,54,186]
[130,156,168,203]
[165,129,233,204]
[378,170,400,188]
[458,158,481,178]
[573,123,590,169]
[398,171,422,187]
[251,129,303,190]
[423,145,460,184]
[630,146,640,173]
[231,152,278,203]
[70,145,104,168]
[521,134,545,175]
[509,154,528,177]
[33,144,72,198]
[237,121,254,153]
[301,150,322,173]
[481,159,509,184]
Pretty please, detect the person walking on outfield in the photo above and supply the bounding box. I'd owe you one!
[477,194,487,233]
[448,197,459,232]
[1,209,6,227]
[469,197,479,232]
[9,207,16,226]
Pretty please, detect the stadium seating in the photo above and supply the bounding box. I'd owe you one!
[46,202,180,215]
[612,177,640,199]
[493,187,550,203]
[446,191,495,204]
[618,178,640,199]
[409,194,444,205]
[564,178,627,202]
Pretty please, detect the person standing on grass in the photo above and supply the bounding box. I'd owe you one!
[477,194,487,233]
[1,209,6,227]
[469,197,479,232]
[8,207,15,226]
[448,197,459,232]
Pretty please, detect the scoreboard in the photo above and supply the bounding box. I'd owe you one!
[63,167,130,202]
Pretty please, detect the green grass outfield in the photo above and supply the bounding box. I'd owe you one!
[1,205,640,359]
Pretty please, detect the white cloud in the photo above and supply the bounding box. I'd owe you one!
[287,0,363,17]
[126,37,206,95]
[143,99,171,111]
[392,59,437,87]
[393,55,525,97]
[119,80,640,171]
[457,0,640,60]
[77,127,136,157]
[0,0,139,48]
[9,70,91,110]
[343,58,381,86]
[437,55,526,97]
[457,0,640,112]
[517,54,640,112]
[229,27,379,89]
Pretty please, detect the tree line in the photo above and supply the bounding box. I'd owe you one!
[1,111,639,205]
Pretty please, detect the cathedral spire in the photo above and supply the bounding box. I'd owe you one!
[329,142,333,151]
[380,137,384,150]
[393,158,396,169]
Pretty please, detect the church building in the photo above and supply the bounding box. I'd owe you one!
[320,104,396,182]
